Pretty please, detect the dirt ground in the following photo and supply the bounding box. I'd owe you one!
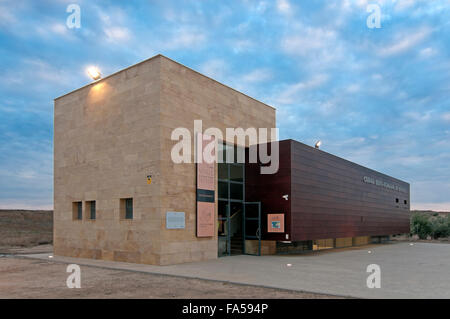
[0,256,340,299]
[0,210,52,248]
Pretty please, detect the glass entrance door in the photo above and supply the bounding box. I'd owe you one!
[217,143,245,257]
[244,202,261,256]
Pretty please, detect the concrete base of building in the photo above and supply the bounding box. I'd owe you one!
[274,234,408,254]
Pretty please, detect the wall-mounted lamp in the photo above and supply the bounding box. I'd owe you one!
[87,66,101,81]
[315,140,322,149]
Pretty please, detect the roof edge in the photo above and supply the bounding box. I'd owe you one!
[282,139,410,186]
[54,54,164,101]
[158,55,276,111]
[54,54,277,111]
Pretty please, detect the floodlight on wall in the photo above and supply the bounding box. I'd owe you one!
[315,140,322,149]
[87,66,101,80]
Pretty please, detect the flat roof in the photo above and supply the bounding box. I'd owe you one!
[283,138,409,186]
[54,54,276,110]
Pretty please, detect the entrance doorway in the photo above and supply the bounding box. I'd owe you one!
[217,143,261,257]
[243,202,261,256]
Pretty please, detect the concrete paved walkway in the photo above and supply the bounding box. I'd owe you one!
[21,242,450,298]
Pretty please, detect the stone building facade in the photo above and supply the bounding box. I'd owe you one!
[54,54,276,265]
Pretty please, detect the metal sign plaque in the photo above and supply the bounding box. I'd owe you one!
[166,212,185,229]
[267,214,285,233]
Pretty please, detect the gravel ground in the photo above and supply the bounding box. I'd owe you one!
[0,257,340,299]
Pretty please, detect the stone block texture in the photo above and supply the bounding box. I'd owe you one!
[54,55,276,265]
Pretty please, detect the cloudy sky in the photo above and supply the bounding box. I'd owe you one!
[0,0,449,210]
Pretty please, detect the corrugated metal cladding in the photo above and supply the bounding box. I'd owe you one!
[246,139,410,242]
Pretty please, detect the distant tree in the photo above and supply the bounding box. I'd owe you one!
[431,216,450,239]
[410,213,432,239]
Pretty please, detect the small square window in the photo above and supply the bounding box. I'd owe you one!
[87,201,96,220]
[73,201,82,220]
[395,198,399,203]
[404,200,407,205]
[120,198,133,220]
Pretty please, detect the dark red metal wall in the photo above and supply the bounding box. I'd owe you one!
[246,139,410,241]
[246,140,292,241]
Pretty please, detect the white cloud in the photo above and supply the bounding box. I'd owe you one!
[395,0,416,12]
[32,21,77,41]
[50,23,68,35]
[0,5,17,26]
[0,58,72,88]
[163,27,206,49]
[442,112,450,122]
[241,68,272,83]
[39,22,78,40]
[0,201,53,210]
[276,0,291,14]
[331,144,379,169]
[97,6,131,43]
[394,155,429,166]
[104,26,130,42]
[199,59,228,80]
[377,27,431,57]
[419,47,436,58]
[276,74,329,104]
[24,59,72,85]
[404,111,432,122]
[281,27,337,56]
[354,0,391,8]
[256,1,269,13]
[16,169,37,179]
[411,202,450,211]
[346,84,360,93]
[371,73,383,81]
[230,39,254,53]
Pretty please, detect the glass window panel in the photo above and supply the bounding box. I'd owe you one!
[230,164,243,182]
[218,163,228,180]
[245,203,259,219]
[218,181,228,199]
[245,220,258,238]
[125,198,133,219]
[230,202,243,216]
[230,183,243,200]
[218,200,228,219]
[217,142,226,163]
[234,145,245,163]
[224,144,234,163]
[90,201,96,220]
[77,202,82,220]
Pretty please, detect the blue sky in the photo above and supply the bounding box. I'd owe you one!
[0,0,449,210]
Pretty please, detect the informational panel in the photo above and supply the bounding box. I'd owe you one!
[267,214,285,233]
[196,133,215,237]
[166,212,185,229]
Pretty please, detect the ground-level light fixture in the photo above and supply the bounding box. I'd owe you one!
[315,140,322,149]
[87,66,101,80]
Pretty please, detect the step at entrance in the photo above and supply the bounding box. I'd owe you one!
[230,236,243,255]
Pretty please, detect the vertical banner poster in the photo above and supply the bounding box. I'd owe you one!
[196,133,215,237]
